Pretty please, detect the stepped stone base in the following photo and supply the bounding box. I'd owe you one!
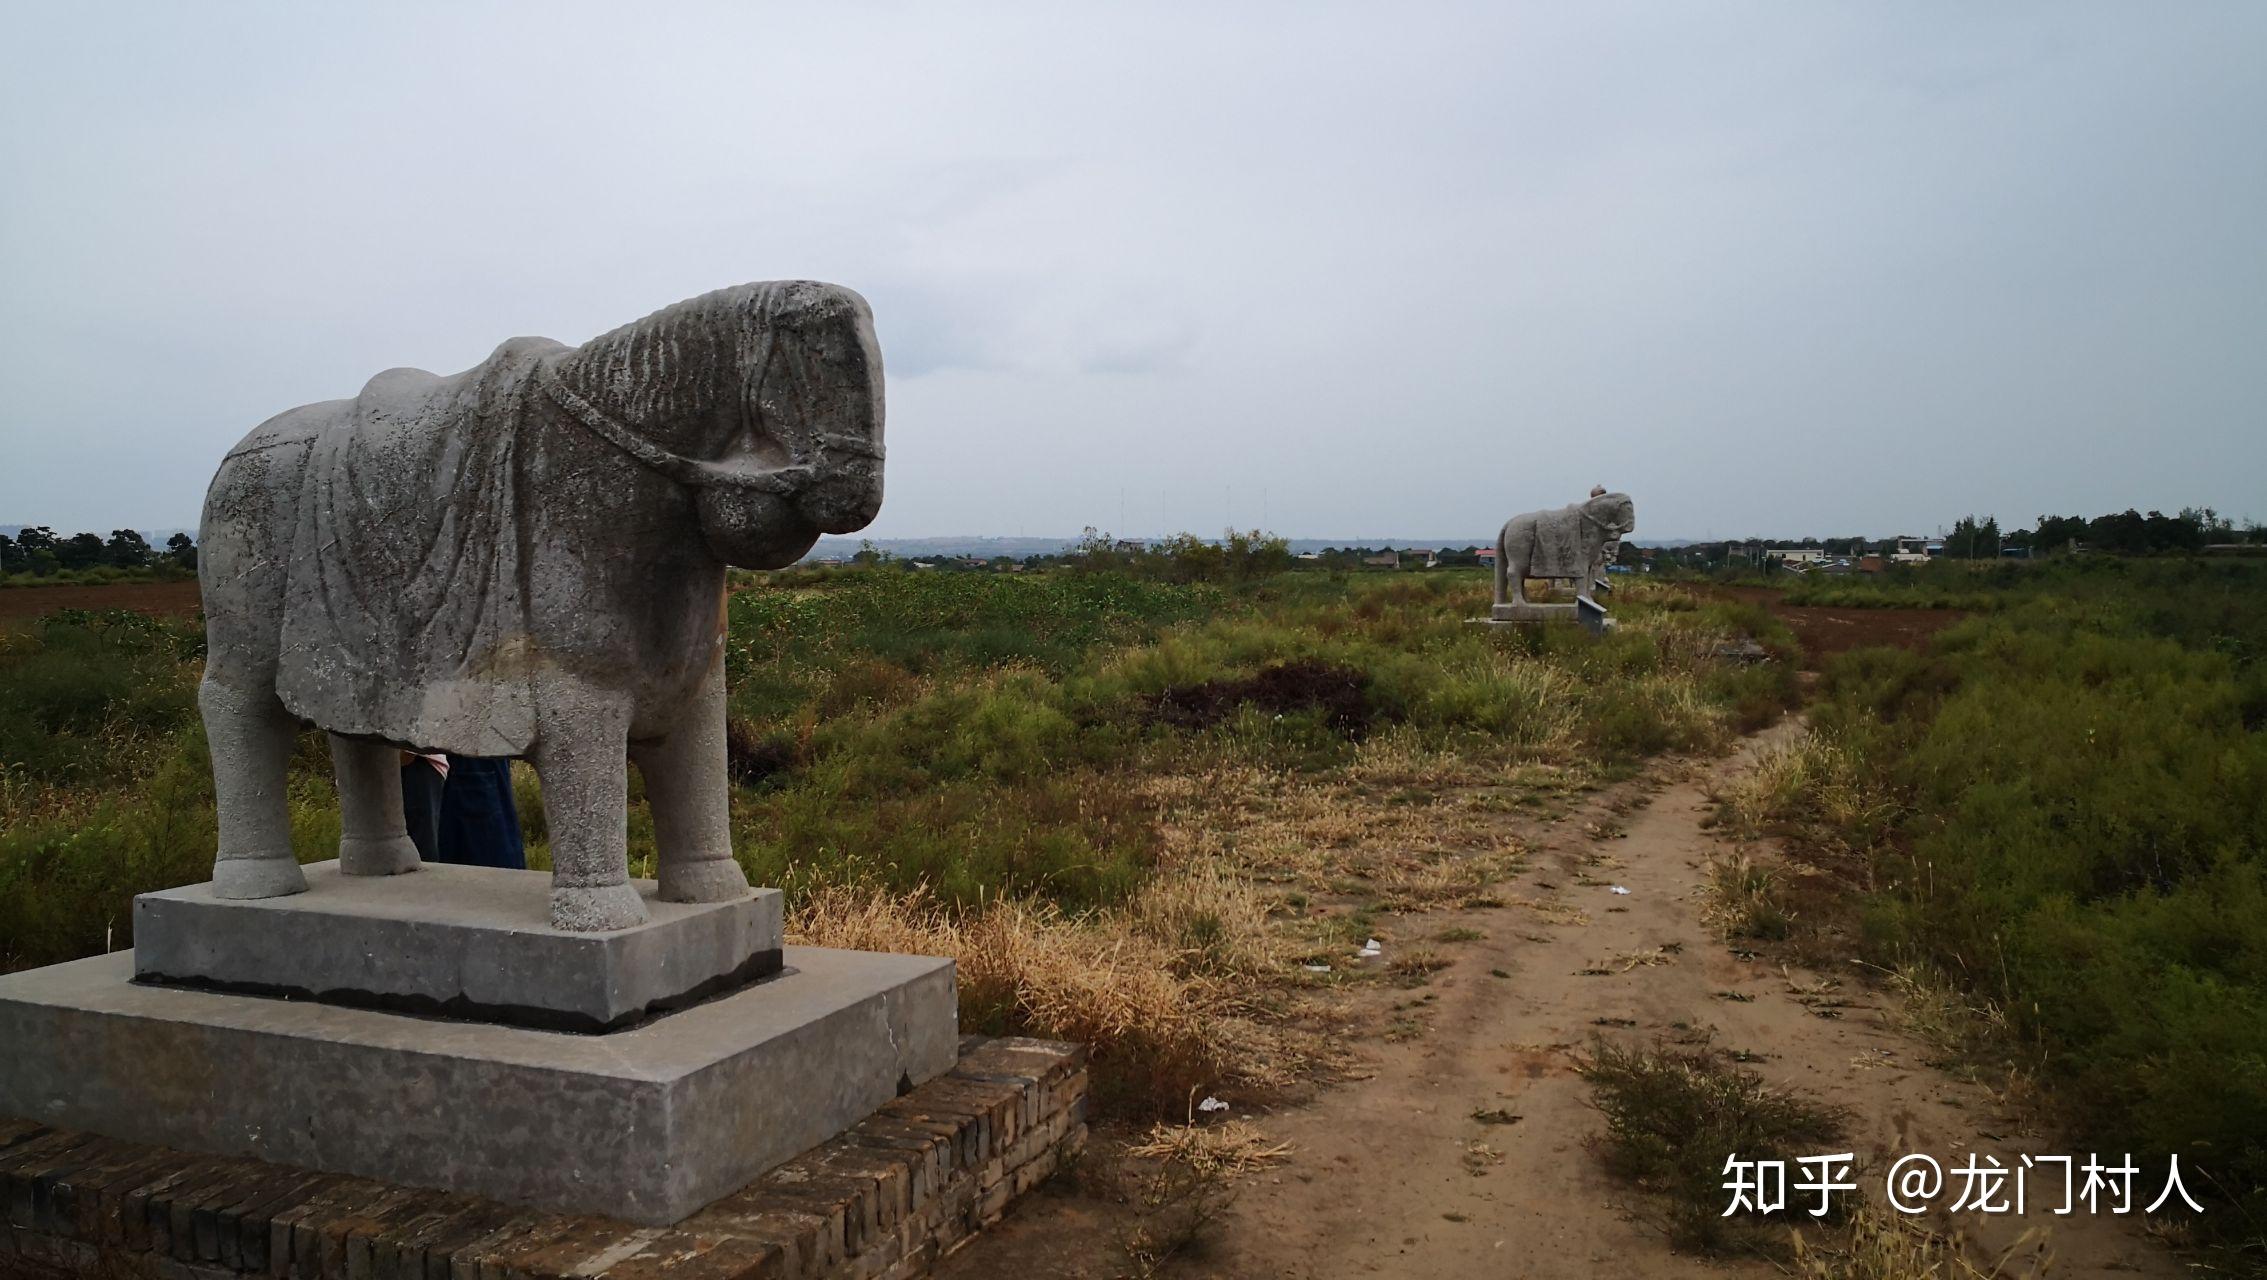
[1476,594,1616,634]
[133,861,784,1034]
[0,946,955,1225]
[0,1036,1086,1279]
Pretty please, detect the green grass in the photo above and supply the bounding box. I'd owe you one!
[0,609,203,786]
[0,565,1795,972]
[1754,558,2267,1263]
[0,562,197,589]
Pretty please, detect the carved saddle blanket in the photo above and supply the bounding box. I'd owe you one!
[1517,503,1597,579]
[271,338,571,756]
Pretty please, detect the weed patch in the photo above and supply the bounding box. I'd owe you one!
[1581,1035,1849,1254]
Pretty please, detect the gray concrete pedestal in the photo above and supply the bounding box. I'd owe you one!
[0,944,958,1225]
[133,861,783,1033]
[1477,593,1617,635]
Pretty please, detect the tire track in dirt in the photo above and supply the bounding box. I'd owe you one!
[943,725,2181,1277]
[1200,726,2177,1278]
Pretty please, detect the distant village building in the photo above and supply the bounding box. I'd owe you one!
[1767,548,1827,565]
[1362,551,1401,569]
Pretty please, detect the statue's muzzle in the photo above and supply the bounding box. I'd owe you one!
[796,461,883,534]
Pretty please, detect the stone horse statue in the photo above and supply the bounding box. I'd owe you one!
[197,281,884,930]
[1493,491,1636,609]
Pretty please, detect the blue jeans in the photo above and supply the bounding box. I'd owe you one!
[400,756,527,870]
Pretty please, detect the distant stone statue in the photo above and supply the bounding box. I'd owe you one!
[197,281,885,929]
[1494,491,1636,609]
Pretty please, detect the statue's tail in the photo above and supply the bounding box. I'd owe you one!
[1493,522,1510,606]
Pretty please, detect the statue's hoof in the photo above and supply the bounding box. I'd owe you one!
[339,834,421,877]
[550,882,650,932]
[658,858,751,904]
[210,857,310,900]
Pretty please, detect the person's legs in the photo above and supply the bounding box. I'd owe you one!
[435,757,527,870]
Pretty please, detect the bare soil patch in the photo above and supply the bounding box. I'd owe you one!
[1147,659,1377,736]
[1701,584,1961,665]
[0,579,201,621]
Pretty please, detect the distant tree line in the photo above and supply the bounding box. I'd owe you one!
[1651,505,2255,571]
[1945,507,2248,558]
[2025,507,2245,555]
[0,527,196,578]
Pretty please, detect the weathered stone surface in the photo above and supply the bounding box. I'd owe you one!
[196,281,887,930]
[1492,490,1635,610]
[0,1037,1086,1279]
[132,861,783,1033]
[0,947,954,1226]
[1485,594,1617,635]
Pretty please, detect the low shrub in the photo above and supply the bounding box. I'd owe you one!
[1794,563,2267,1254]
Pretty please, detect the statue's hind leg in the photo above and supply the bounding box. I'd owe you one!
[332,735,421,876]
[202,677,309,899]
[632,661,750,904]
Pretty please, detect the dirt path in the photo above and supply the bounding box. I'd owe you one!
[944,728,2179,1278]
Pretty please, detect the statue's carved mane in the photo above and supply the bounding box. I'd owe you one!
[553,281,847,437]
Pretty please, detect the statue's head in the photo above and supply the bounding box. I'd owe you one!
[1586,491,1636,537]
[554,280,887,570]
[689,283,886,569]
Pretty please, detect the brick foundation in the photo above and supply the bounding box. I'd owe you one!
[0,1035,1085,1280]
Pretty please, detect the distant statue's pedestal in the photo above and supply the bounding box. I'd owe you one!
[1479,592,1617,635]
[0,863,961,1227]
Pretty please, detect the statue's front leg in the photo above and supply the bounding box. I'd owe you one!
[531,688,648,931]
[632,661,750,904]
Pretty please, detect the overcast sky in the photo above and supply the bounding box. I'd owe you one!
[2,2,2261,542]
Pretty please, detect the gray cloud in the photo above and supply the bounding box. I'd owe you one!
[3,1,2261,541]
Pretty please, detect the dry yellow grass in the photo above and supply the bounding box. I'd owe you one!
[1122,861,1281,977]
[790,885,1232,1115]
[1790,1202,2054,1278]
[1622,606,1743,674]
[1150,770,1525,891]
[1700,852,1796,941]
[1127,1118,1293,1178]
[1712,730,1887,849]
